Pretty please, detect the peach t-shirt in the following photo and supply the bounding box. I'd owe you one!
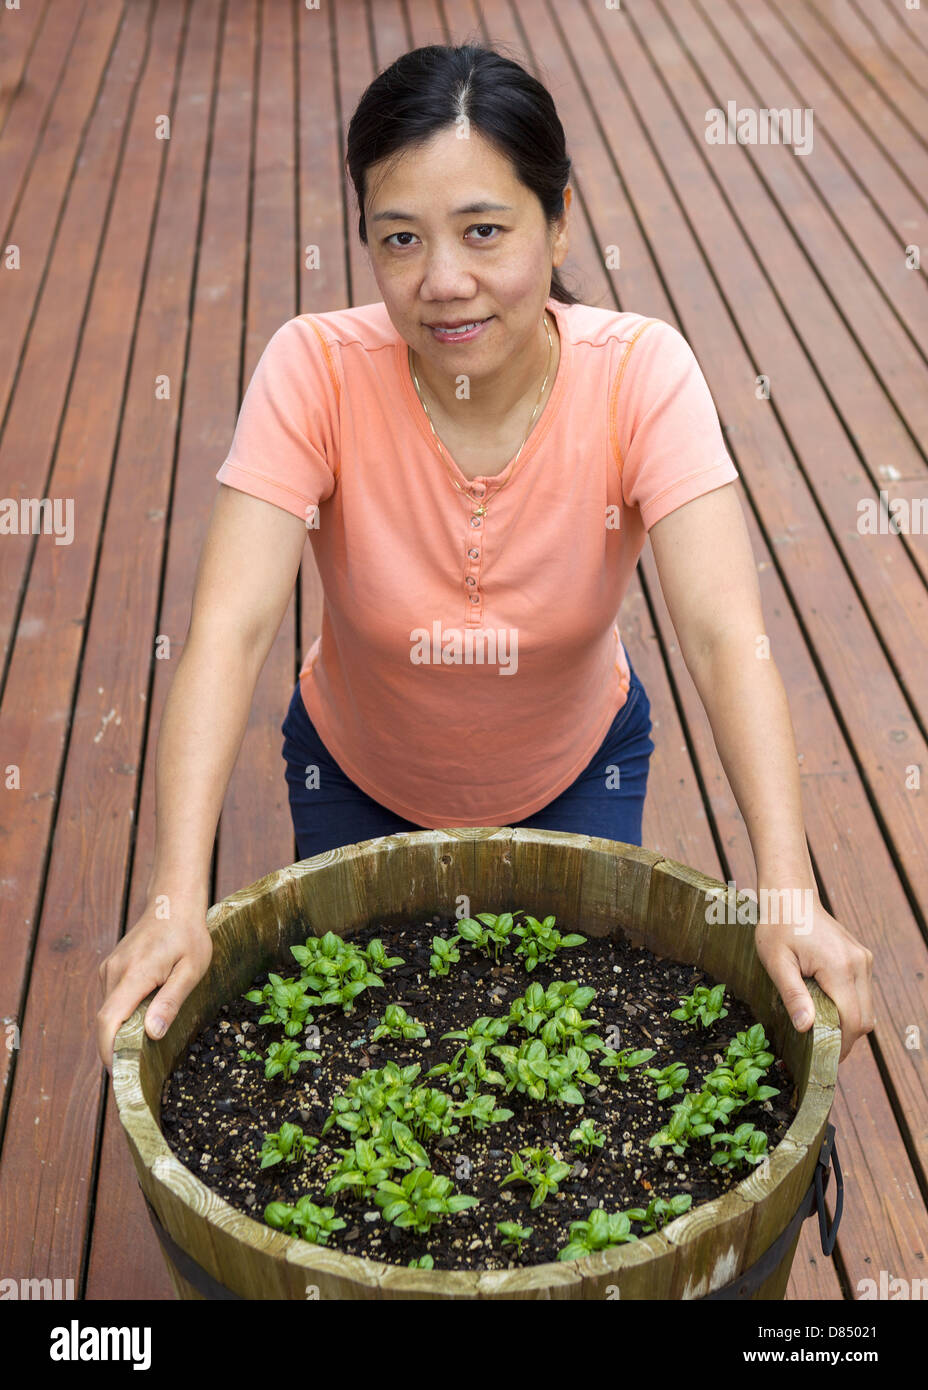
[215,297,738,828]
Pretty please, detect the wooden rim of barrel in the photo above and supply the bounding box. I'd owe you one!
[113,829,839,1299]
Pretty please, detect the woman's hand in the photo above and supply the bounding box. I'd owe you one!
[96,890,213,1076]
[754,902,875,1062]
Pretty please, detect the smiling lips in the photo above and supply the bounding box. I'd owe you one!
[427,317,493,341]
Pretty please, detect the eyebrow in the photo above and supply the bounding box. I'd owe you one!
[370,201,515,224]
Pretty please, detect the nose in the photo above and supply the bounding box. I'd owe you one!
[419,238,478,303]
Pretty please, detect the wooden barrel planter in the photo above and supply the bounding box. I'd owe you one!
[113,828,840,1300]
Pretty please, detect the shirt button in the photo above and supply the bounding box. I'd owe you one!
[468,548,479,558]
[469,594,479,603]
[473,484,485,495]
[466,576,476,586]
[470,517,482,528]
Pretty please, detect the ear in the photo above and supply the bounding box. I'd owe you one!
[552,187,571,266]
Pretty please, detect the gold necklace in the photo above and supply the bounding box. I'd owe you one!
[408,311,553,521]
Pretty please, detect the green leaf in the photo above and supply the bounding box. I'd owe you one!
[447,1196,479,1213]
[381,1200,408,1222]
[264,1202,294,1229]
[589,1209,610,1244]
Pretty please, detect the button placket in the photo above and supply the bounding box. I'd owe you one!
[464,484,486,625]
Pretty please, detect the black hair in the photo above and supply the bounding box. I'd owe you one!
[344,42,581,306]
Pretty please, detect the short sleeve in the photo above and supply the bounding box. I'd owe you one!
[614,318,738,533]
[215,315,339,523]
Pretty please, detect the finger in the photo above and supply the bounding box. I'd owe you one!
[759,941,816,1031]
[853,955,876,1037]
[145,957,206,1044]
[814,966,864,1062]
[96,969,159,1075]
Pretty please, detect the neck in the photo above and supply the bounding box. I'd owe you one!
[409,310,558,429]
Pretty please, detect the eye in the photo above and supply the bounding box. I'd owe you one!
[382,223,503,248]
[467,223,502,241]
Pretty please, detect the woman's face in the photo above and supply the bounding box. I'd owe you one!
[363,127,569,378]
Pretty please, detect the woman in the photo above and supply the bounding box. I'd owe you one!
[97,43,873,1074]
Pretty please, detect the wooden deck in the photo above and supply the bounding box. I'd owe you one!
[1,0,926,1302]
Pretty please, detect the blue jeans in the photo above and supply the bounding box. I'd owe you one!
[281,656,655,860]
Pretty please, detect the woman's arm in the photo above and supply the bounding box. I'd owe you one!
[648,482,874,1061]
[147,485,309,895]
[96,485,309,1071]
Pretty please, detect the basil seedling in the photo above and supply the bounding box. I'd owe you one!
[321,1061,421,1138]
[243,973,314,1037]
[506,980,602,1052]
[624,1193,693,1233]
[401,1084,460,1142]
[263,1197,345,1245]
[643,1061,689,1100]
[511,915,586,972]
[429,934,461,978]
[374,1167,478,1234]
[648,1104,693,1156]
[442,1015,510,1044]
[725,1023,775,1071]
[370,1004,426,1042]
[455,913,510,962]
[705,1062,779,1105]
[289,931,402,1014]
[365,937,405,972]
[427,1038,506,1096]
[258,1122,319,1169]
[263,1039,320,1083]
[670,983,729,1028]
[569,1118,606,1156]
[496,1221,533,1256]
[454,1093,514,1131]
[324,1136,412,1200]
[491,1039,600,1105]
[499,1146,572,1209]
[709,1123,769,1171]
[557,1209,639,1260]
[597,1046,656,1080]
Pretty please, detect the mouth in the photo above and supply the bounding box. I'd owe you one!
[426,316,494,342]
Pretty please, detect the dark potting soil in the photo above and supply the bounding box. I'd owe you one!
[159,912,798,1272]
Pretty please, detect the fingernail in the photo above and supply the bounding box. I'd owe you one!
[149,1017,166,1038]
[792,1010,812,1028]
